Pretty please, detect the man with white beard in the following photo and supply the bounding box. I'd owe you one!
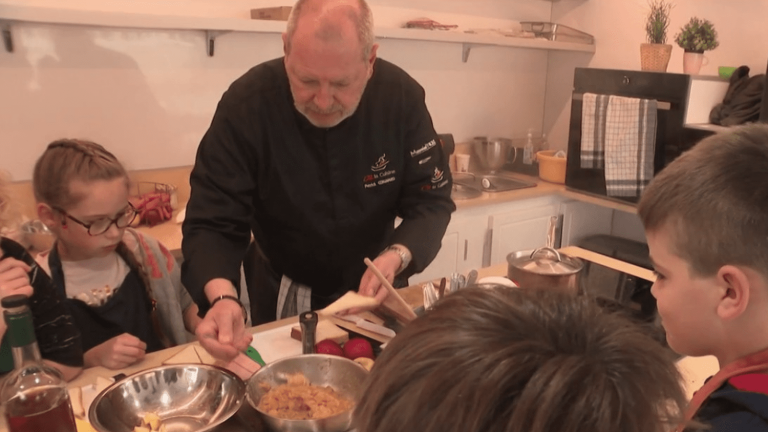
[182,0,454,360]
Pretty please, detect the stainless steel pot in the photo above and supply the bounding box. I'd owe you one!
[506,247,584,295]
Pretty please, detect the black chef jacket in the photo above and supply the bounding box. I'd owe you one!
[182,57,455,315]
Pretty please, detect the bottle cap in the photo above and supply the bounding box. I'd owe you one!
[1,294,28,309]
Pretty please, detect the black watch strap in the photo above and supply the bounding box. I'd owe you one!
[210,295,248,325]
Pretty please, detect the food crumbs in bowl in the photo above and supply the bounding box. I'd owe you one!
[257,373,353,420]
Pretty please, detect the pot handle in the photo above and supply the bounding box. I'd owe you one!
[299,311,318,354]
[529,247,563,262]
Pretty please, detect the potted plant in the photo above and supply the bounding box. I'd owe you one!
[640,0,673,72]
[675,17,719,74]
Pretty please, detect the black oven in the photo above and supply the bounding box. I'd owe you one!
[564,68,694,205]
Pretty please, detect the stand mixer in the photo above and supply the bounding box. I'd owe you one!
[472,137,517,173]
[452,137,536,195]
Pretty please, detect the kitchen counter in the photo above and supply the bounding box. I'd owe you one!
[0,250,717,431]
[452,171,638,214]
[137,171,639,254]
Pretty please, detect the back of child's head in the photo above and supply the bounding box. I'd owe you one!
[353,287,687,432]
[638,124,768,279]
[33,139,128,210]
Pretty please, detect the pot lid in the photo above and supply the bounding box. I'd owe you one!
[510,247,583,275]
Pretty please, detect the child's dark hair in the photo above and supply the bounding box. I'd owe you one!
[354,287,688,432]
[32,139,128,210]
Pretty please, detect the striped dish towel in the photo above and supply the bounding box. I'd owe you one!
[604,95,657,197]
[580,93,610,169]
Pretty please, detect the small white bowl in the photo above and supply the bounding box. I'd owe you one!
[476,276,518,288]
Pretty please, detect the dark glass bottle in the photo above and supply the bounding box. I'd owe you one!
[1,294,76,432]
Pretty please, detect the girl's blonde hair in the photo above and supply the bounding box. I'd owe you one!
[0,170,21,231]
[33,139,128,210]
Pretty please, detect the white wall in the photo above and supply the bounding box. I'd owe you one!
[544,0,768,151]
[0,0,558,180]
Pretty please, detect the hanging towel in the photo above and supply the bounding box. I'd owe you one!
[276,275,312,320]
[604,95,657,198]
[580,93,610,169]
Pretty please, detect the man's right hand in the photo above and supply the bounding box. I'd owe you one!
[197,279,253,362]
[85,333,147,370]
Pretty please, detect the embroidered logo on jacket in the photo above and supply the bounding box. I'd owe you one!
[431,167,445,183]
[364,154,397,189]
[371,154,389,171]
[410,139,437,157]
[420,167,448,191]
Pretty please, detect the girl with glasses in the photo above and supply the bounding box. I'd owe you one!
[32,139,200,370]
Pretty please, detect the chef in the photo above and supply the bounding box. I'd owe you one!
[181,0,455,360]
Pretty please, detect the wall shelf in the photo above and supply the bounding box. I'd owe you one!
[0,4,596,60]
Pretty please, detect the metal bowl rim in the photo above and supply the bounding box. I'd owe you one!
[88,363,246,432]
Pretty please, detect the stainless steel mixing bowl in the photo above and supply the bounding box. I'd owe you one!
[472,137,516,173]
[245,354,368,432]
[89,364,246,432]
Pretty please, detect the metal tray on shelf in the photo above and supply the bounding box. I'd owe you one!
[520,22,594,44]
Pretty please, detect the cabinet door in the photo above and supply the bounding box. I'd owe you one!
[560,200,613,247]
[487,204,560,266]
[410,229,460,285]
[410,214,485,284]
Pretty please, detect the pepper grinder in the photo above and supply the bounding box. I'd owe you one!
[299,311,318,354]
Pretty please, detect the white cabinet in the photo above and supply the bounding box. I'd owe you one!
[410,212,486,284]
[560,200,613,247]
[487,202,560,266]
[412,194,647,284]
[412,195,563,284]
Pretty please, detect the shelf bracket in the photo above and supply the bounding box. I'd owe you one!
[461,43,472,63]
[204,30,230,57]
[1,21,13,53]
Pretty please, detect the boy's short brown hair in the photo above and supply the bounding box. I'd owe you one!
[354,287,687,432]
[638,124,768,278]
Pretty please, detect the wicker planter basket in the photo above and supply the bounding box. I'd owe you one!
[640,43,673,72]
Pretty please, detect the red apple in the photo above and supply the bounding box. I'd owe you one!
[343,338,374,360]
[315,339,344,357]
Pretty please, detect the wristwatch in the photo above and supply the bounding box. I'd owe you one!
[384,244,412,275]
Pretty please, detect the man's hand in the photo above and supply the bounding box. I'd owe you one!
[85,333,147,370]
[356,251,401,308]
[196,279,252,362]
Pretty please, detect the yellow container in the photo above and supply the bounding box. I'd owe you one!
[536,150,567,184]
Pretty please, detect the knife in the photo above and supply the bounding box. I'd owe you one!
[336,314,397,339]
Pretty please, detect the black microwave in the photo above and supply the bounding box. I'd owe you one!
[564,68,695,205]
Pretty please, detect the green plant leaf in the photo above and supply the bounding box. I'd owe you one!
[645,0,672,44]
[675,16,719,52]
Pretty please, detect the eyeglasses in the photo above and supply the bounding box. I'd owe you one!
[55,203,138,236]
